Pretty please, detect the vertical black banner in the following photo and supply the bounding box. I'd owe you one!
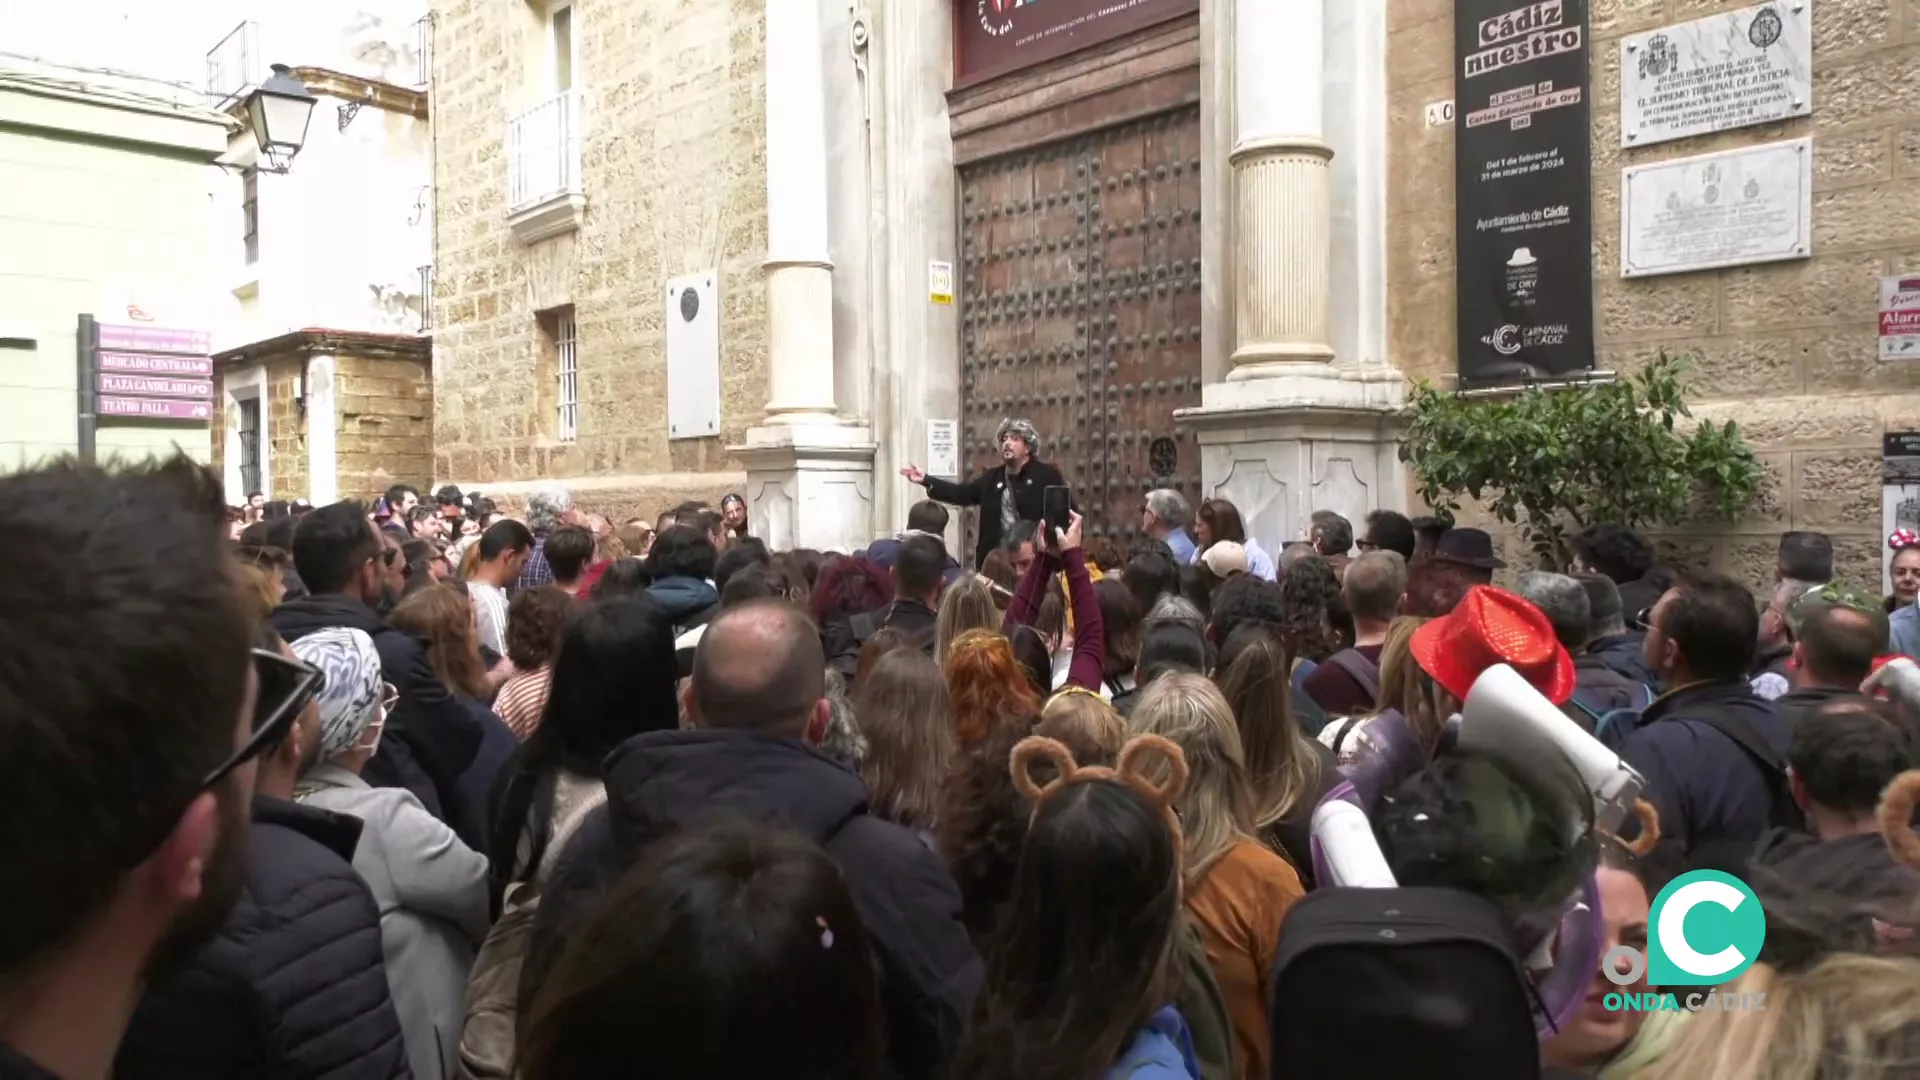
[1454,0,1595,386]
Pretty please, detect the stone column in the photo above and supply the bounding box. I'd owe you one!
[761,0,839,425]
[1177,0,1406,549]
[1228,0,1335,378]
[732,0,876,552]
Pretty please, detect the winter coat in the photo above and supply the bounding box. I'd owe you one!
[922,458,1069,570]
[271,594,484,848]
[1892,602,1920,661]
[1584,631,1660,690]
[529,729,982,1080]
[823,598,939,678]
[647,575,720,635]
[1618,681,1790,867]
[298,765,491,1080]
[117,797,410,1080]
[1749,825,1920,967]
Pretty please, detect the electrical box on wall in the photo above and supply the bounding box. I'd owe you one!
[665,271,721,441]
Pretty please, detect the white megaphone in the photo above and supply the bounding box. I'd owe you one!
[1456,663,1646,837]
[1310,798,1398,888]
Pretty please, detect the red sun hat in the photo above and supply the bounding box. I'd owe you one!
[1410,585,1576,705]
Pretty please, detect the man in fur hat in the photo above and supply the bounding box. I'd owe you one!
[900,417,1068,570]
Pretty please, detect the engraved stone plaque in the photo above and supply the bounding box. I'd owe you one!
[1621,138,1811,279]
[1620,2,1812,148]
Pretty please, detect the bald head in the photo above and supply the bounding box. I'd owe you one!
[690,599,827,736]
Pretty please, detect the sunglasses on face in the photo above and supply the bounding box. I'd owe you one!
[200,648,324,790]
[1633,607,1655,632]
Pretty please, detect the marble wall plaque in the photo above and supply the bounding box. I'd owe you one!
[1620,137,1810,279]
[1620,2,1812,148]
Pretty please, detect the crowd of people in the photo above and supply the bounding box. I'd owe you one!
[6,421,1920,1079]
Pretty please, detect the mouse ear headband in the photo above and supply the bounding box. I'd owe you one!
[1600,797,1662,858]
[1010,733,1189,847]
[1878,771,1920,870]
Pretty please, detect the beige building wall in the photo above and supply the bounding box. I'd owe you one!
[429,0,770,511]
[0,74,229,470]
[1387,0,1920,593]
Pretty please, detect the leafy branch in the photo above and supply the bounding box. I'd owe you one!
[1398,355,1763,566]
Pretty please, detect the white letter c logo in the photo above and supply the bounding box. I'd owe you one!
[1658,880,1748,978]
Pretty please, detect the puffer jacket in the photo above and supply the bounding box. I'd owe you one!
[272,594,485,849]
[529,729,981,1080]
[117,797,411,1080]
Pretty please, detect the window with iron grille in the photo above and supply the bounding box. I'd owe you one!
[242,167,259,265]
[554,310,578,442]
[236,395,262,496]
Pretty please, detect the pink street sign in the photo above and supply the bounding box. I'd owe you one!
[97,324,211,355]
[97,396,212,422]
[98,373,214,399]
[98,350,213,377]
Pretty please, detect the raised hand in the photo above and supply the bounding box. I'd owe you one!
[900,465,927,484]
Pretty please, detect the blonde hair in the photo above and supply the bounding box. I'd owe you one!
[1631,955,1920,1080]
[1214,630,1322,831]
[936,577,1000,666]
[1040,688,1127,756]
[1126,671,1259,888]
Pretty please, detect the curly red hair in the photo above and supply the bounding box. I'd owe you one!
[945,628,1042,747]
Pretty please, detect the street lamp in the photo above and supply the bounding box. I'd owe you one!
[246,64,317,174]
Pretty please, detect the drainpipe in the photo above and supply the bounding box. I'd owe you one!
[76,314,98,463]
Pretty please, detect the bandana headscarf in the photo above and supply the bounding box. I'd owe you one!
[289,627,383,757]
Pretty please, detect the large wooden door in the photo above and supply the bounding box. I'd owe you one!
[957,104,1204,561]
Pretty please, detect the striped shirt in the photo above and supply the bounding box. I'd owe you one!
[496,666,555,740]
[469,580,510,658]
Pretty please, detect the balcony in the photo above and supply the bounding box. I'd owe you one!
[506,90,586,244]
[205,20,262,109]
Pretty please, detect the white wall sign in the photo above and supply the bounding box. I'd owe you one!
[1882,275,1920,362]
[1621,138,1811,279]
[1423,100,1455,128]
[929,260,954,305]
[1620,2,1812,149]
[926,418,959,479]
[665,271,722,440]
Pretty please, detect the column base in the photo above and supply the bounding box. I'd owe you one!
[730,423,877,553]
[1174,377,1408,551]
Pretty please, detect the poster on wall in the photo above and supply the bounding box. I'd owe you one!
[1453,0,1597,387]
[1883,433,1920,595]
[1883,275,1920,362]
[955,0,1198,84]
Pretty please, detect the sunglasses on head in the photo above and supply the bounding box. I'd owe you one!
[200,648,324,790]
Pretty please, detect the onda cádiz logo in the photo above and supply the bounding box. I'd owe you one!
[978,0,1039,37]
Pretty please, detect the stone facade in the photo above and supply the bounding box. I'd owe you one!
[1387,0,1920,592]
[428,0,769,516]
[212,331,433,503]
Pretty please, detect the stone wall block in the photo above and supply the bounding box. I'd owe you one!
[1721,253,1886,333]
[1794,449,1883,531]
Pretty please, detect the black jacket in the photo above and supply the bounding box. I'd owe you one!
[529,730,981,1080]
[1750,826,1920,968]
[271,594,486,848]
[823,598,938,679]
[117,797,410,1080]
[1618,680,1792,869]
[922,458,1068,570]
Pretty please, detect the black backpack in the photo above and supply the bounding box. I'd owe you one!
[1270,887,1541,1080]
